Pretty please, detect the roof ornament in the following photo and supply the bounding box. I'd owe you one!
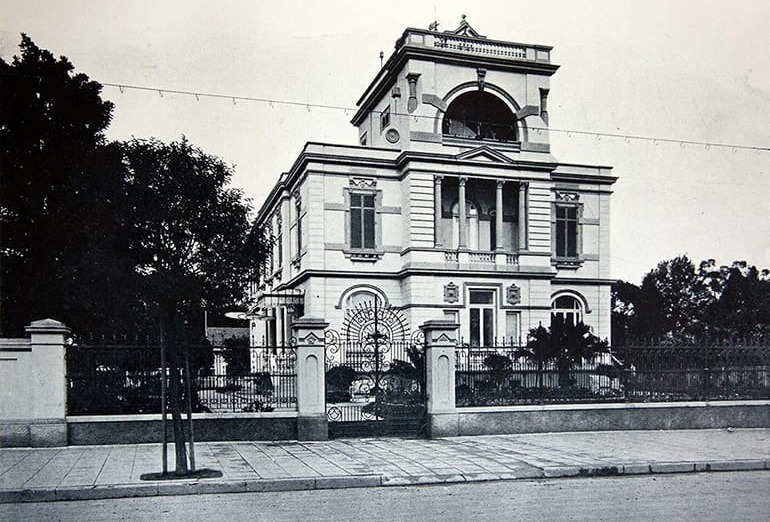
[428,20,440,31]
[448,13,485,38]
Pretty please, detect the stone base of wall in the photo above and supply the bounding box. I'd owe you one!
[428,413,459,438]
[455,400,770,436]
[65,413,298,446]
[297,414,328,441]
[0,419,67,447]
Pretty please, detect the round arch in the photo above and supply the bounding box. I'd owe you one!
[551,290,591,325]
[335,284,389,310]
[432,82,528,143]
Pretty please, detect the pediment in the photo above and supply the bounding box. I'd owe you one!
[455,146,513,164]
[447,16,485,39]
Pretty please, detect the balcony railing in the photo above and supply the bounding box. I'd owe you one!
[441,250,519,268]
[434,34,527,59]
[469,252,495,264]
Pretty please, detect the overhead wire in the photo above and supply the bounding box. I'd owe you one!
[2,70,769,153]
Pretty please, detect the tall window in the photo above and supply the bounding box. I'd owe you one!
[275,224,283,267]
[294,196,303,258]
[555,205,578,258]
[469,290,495,346]
[552,295,582,325]
[380,105,391,130]
[350,193,376,249]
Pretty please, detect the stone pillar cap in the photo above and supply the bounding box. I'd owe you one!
[25,318,70,334]
[290,316,329,329]
[420,319,460,330]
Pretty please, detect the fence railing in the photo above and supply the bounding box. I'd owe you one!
[66,343,297,415]
[455,341,770,407]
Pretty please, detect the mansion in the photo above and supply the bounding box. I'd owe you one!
[249,18,616,347]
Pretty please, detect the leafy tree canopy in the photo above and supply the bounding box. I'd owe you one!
[0,34,138,335]
[613,255,770,342]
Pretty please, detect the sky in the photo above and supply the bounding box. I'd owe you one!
[2,0,769,284]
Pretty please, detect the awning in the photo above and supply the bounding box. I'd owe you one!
[247,289,304,317]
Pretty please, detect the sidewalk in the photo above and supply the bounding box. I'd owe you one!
[2,428,769,503]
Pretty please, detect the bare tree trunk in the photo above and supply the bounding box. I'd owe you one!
[183,340,196,472]
[159,317,168,475]
[162,303,188,475]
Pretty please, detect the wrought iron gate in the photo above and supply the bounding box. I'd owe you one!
[324,300,426,438]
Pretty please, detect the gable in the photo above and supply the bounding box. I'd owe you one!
[446,15,485,39]
[455,146,513,164]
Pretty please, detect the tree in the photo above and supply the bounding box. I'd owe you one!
[520,319,608,387]
[699,260,770,338]
[612,256,770,341]
[482,353,513,390]
[221,336,251,376]
[120,137,264,475]
[516,323,557,388]
[0,34,141,335]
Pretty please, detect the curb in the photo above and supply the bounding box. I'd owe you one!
[0,474,383,504]
[2,460,768,503]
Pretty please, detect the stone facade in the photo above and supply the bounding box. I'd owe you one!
[250,19,616,346]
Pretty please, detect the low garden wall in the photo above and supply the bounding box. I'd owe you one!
[66,412,298,445]
[456,400,770,436]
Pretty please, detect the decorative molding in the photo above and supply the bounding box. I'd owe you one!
[476,68,487,91]
[385,128,400,144]
[410,131,442,143]
[349,177,377,189]
[506,284,521,305]
[556,191,580,202]
[345,251,384,262]
[406,73,420,113]
[299,332,321,345]
[444,282,459,303]
[515,105,540,119]
[455,146,514,164]
[422,94,448,112]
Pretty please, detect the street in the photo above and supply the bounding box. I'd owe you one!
[3,471,769,522]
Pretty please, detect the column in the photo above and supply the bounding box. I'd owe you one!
[434,176,443,247]
[458,177,467,249]
[495,180,505,252]
[518,182,528,251]
[291,316,329,441]
[420,319,459,438]
[25,319,69,447]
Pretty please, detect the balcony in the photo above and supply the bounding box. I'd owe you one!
[443,250,519,269]
[396,28,553,64]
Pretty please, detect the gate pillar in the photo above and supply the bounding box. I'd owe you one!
[420,320,459,438]
[291,317,329,441]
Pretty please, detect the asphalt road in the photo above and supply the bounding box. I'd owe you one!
[3,471,769,522]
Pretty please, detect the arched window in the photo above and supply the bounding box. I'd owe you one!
[552,295,583,326]
[344,289,382,311]
[442,91,517,142]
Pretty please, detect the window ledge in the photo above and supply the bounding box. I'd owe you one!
[552,257,584,269]
[344,250,383,262]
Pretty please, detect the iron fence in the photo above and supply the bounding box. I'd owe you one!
[455,340,770,407]
[66,342,297,415]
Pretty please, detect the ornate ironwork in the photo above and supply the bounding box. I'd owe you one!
[325,299,425,434]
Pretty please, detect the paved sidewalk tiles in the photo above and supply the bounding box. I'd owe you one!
[1,428,768,503]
